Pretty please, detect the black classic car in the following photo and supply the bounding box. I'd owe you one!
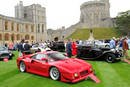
[0,46,14,60]
[50,41,65,52]
[77,45,121,63]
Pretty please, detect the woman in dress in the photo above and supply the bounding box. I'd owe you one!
[71,39,77,58]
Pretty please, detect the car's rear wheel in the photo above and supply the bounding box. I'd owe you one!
[50,67,60,80]
[19,61,26,72]
[105,53,116,63]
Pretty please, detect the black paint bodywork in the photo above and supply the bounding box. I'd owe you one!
[77,45,121,62]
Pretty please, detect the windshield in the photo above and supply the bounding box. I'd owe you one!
[0,46,7,51]
[47,52,68,61]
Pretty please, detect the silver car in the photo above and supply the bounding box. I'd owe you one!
[0,46,13,60]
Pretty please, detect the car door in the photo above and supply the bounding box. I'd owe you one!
[29,53,49,76]
[80,46,93,58]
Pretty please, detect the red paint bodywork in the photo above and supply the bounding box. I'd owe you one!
[16,51,96,83]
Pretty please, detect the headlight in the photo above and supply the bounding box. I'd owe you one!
[111,49,116,53]
[74,73,78,77]
[89,67,94,72]
[9,53,12,56]
[90,68,92,72]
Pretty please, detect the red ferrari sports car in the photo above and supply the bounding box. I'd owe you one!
[16,51,100,83]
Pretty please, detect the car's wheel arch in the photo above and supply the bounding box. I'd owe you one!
[104,52,116,63]
[19,60,27,72]
[49,66,61,74]
[49,66,61,80]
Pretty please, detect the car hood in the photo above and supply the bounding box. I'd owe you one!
[51,58,91,72]
[0,50,9,53]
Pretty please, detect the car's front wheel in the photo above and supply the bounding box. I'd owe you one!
[105,53,116,63]
[50,67,60,80]
[19,61,26,72]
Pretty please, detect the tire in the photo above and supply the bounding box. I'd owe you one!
[19,61,26,72]
[50,67,60,80]
[105,53,116,63]
[9,56,13,60]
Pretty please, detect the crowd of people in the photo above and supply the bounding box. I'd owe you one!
[65,36,130,64]
[2,36,130,64]
[109,36,130,64]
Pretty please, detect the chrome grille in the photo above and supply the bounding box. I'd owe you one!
[0,53,9,58]
[80,70,88,77]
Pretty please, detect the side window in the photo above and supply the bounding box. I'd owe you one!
[35,54,47,60]
[31,54,37,59]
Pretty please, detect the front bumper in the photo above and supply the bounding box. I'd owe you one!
[61,72,100,83]
[71,73,91,83]
[71,72,100,83]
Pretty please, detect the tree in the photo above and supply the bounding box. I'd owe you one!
[116,10,130,36]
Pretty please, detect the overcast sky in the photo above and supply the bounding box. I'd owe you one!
[0,0,130,29]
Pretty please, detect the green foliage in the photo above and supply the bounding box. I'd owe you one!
[116,10,130,35]
[67,28,121,40]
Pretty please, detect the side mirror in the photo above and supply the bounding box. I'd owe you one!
[41,58,48,63]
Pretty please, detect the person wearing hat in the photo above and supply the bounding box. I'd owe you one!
[109,37,116,49]
[122,36,130,64]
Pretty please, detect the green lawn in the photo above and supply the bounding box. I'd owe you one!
[0,51,130,87]
[67,28,122,40]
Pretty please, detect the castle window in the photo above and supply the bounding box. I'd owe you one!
[31,36,34,40]
[25,34,29,40]
[26,24,29,32]
[17,24,19,31]
[42,24,44,33]
[5,33,9,41]
[11,22,14,31]
[11,34,15,41]
[31,25,34,32]
[38,24,40,33]
[5,21,8,30]
[24,13,27,18]
[17,34,20,40]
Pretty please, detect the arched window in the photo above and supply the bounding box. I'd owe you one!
[17,24,19,31]
[11,22,14,31]
[31,36,34,40]
[25,34,29,40]
[5,21,8,30]
[11,34,15,41]
[5,33,9,41]
[17,34,20,40]
[26,24,29,32]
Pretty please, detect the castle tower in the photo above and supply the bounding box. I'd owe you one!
[15,1,24,19]
[100,0,110,17]
[15,1,47,42]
